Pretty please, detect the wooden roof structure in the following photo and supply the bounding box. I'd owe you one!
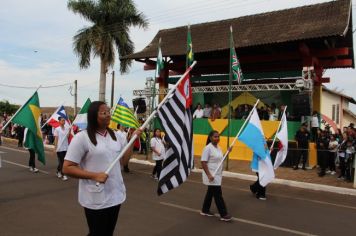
[123,0,354,85]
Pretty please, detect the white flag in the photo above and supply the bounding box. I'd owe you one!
[273,112,288,169]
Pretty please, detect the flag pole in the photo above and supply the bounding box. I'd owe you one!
[96,61,197,186]
[1,86,42,132]
[212,99,260,177]
[226,26,234,171]
[269,106,287,154]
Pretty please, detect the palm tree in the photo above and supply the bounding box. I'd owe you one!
[68,0,148,101]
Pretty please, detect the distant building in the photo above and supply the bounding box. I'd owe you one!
[320,86,356,131]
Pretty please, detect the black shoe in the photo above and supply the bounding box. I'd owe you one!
[123,167,130,173]
[220,215,232,222]
[318,172,325,177]
[249,185,257,195]
[256,194,267,200]
[293,166,298,170]
[302,166,306,170]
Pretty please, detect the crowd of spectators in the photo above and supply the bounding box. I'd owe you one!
[193,102,286,121]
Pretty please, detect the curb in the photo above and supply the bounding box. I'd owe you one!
[129,158,356,196]
[1,137,55,150]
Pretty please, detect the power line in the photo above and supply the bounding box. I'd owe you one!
[0,82,73,89]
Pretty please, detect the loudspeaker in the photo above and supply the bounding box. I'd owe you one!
[291,93,311,117]
[132,98,146,114]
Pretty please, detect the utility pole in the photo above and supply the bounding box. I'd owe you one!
[111,71,115,108]
[74,80,78,116]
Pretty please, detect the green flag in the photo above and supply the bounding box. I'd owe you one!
[186,25,194,68]
[155,38,164,78]
[12,92,45,164]
[230,26,243,84]
[73,98,91,130]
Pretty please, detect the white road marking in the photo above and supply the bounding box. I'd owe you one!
[2,160,49,174]
[160,201,317,236]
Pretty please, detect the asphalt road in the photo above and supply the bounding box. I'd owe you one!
[1,144,356,236]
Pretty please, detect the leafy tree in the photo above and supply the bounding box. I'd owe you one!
[68,0,148,101]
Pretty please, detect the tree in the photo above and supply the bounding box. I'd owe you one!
[0,100,20,116]
[68,0,148,101]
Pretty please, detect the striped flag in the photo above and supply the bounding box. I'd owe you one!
[111,97,140,128]
[157,71,193,195]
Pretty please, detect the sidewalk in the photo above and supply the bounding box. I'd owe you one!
[132,152,355,190]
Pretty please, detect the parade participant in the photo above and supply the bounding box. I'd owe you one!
[294,125,310,170]
[63,101,141,236]
[249,143,270,200]
[117,124,130,173]
[200,130,231,222]
[150,128,165,180]
[54,117,69,180]
[23,128,39,173]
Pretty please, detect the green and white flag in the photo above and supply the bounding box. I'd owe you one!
[12,92,45,164]
[155,38,164,78]
[73,98,91,130]
[230,26,243,84]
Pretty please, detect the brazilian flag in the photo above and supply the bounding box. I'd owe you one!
[12,92,45,164]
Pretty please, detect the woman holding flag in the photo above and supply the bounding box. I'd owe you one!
[63,101,141,236]
[200,130,232,222]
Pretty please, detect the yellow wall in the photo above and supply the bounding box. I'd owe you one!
[313,85,322,113]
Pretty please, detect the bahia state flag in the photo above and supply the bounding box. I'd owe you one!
[12,92,45,164]
[47,105,71,128]
[73,98,91,130]
[238,107,274,187]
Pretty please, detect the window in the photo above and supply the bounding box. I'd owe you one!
[332,104,336,121]
[331,104,340,124]
[336,104,340,124]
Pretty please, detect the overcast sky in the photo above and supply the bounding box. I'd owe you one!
[0,0,355,112]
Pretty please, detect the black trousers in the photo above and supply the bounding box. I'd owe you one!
[152,160,163,178]
[84,204,121,236]
[28,149,36,168]
[295,148,308,168]
[318,150,328,173]
[202,185,228,217]
[250,173,266,197]
[56,151,66,174]
[328,152,336,171]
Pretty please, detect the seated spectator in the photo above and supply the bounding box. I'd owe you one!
[203,104,212,118]
[234,105,243,119]
[193,103,204,119]
[210,104,221,120]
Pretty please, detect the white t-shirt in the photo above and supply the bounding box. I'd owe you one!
[311,116,319,128]
[201,143,223,186]
[117,130,128,147]
[54,126,69,152]
[193,109,204,119]
[64,130,128,210]
[150,137,165,161]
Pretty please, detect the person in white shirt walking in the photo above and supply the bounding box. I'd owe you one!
[63,101,141,236]
[200,130,231,222]
[54,117,69,181]
[150,128,165,180]
[193,103,204,119]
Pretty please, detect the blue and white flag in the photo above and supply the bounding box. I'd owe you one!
[239,107,275,187]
